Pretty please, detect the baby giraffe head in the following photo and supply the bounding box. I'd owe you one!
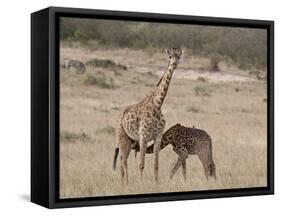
[165,48,184,68]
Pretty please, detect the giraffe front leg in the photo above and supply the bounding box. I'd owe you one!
[170,154,188,179]
[124,142,132,184]
[120,155,125,184]
[139,135,147,179]
[153,134,162,183]
[173,147,188,180]
[121,157,129,184]
[170,156,183,179]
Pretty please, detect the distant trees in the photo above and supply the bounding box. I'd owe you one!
[60,18,267,70]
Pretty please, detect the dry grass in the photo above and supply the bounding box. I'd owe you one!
[60,46,267,199]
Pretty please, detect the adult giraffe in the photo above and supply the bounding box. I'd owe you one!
[113,48,184,184]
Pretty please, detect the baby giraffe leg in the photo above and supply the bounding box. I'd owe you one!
[182,159,187,180]
[170,155,187,179]
[171,148,188,180]
[198,151,210,180]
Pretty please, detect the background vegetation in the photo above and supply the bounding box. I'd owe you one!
[60,17,267,70]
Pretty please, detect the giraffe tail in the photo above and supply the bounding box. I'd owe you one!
[113,147,119,170]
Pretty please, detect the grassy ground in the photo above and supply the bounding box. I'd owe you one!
[59,46,267,198]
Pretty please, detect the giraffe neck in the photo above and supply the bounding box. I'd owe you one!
[153,63,176,109]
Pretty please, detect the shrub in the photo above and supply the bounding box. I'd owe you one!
[197,76,208,82]
[96,126,116,136]
[61,131,90,143]
[112,106,120,110]
[144,71,158,79]
[187,106,201,113]
[194,86,211,97]
[85,59,127,71]
[84,71,115,89]
[209,54,220,72]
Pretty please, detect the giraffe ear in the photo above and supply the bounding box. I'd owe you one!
[165,49,171,58]
[177,50,184,57]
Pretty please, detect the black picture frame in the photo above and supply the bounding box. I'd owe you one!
[31,6,274,209]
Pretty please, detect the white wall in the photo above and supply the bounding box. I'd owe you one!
[0,0,279,214]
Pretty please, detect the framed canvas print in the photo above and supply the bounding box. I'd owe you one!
[31,6,274,208]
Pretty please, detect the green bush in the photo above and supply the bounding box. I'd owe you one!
[187,106,201,113]
[209,53,221,72]
[197,76,208,82]
[85,59,127,71]
[60,18,267,70]
[194,86,211,97]
[84,71,115,89]
[61,131,90,143]
[96,126,116,136]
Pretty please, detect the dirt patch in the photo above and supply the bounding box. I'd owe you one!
[172,69,257,83]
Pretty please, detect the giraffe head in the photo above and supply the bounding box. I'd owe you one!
[156,48,184,86]
[165,48,184,68]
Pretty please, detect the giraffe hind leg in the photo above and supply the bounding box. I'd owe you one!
[119,140,132,184]
[198,151,210,180]
[117,124,133,184]
[182,159,187,180]
[120,155,125,184]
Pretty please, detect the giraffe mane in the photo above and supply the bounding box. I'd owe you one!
[156,75,163,86]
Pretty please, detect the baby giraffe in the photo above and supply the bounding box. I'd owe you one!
[114,48,183,184]
[134,124,216,180]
